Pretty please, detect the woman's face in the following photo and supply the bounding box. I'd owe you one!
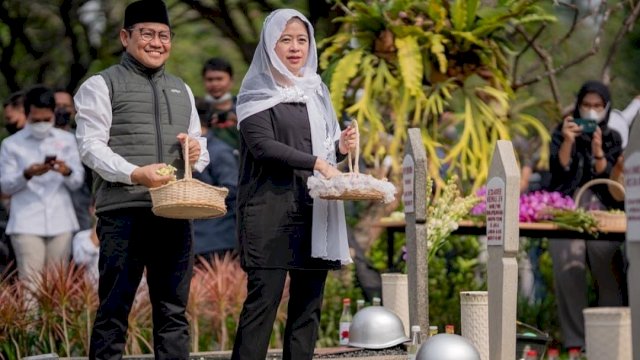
[274,18,309,76]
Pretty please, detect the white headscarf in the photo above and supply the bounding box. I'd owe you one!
[237,9,351,265]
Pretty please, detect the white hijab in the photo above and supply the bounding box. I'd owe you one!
[236,9,351,265]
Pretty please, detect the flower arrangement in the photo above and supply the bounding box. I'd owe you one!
[425,176,480,261]
[469,187,597,235]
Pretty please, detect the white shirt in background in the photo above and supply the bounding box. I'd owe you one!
[0,126,84,236]
[608,98,640,149]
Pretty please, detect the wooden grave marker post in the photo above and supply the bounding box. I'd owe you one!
[487,140,520,360]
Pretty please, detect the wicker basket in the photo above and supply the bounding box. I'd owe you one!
[574,178,626,232]
[318,121,386,202]
[149,137,228,219]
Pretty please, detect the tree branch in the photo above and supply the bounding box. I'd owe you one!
[601,0,640,82]
[514,25,561,105]
[511,24,545,87]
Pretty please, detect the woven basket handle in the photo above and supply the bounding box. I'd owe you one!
[183,136,192,180]
[347,120,360,174]
[574,178,625,206]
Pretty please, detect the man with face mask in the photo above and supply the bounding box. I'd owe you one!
[0,85,84,294]
[2,91,27,135]
[548,80,625,353]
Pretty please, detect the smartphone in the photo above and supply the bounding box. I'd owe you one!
[573,118,598,134]
[44,155,57,165]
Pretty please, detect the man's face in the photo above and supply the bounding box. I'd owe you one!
[120,22,172,69]
[55,91,76,117]
[203,70,233,99]
[3,104,26,128]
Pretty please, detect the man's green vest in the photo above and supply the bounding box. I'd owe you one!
[94,52,191,213]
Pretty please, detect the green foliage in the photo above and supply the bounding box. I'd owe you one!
[428,235,485,328]
[316,270,364,348]
[321,0,555,190]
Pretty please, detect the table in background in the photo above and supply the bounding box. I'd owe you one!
[376,219,625,270]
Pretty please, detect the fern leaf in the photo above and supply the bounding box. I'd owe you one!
[427,34,448,74]
[451,0,468,31]
[319,33,351,70]
[395,36,423,96]
[330,49,363,115]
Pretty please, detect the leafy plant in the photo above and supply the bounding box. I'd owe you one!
[321,0,555,189]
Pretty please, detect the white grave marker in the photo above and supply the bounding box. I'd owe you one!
[487,140,520,360]
[624,119,640,360]
[404,128,429,338]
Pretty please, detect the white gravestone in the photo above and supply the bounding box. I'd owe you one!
[624,119,640,360]
[487,140,520,360]
[404,128,429,338]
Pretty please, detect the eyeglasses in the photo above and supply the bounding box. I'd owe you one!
[129,27,174,44]
[579,102,606,112]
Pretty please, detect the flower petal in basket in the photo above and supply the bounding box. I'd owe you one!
[307,173,396,203]
[149,178,228,220]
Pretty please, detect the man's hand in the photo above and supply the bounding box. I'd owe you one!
[51,159,73,176]
[131,164,175,188]
[24,163,52,179]
[561,116,581,144]
[177,133,200,166]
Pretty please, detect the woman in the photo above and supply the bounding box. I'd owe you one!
[231,9,356,360]
[548,80,626,352]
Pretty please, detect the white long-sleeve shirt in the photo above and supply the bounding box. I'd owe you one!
[608,98,640,148]
[0,126,85,236]
[74,75,209,185]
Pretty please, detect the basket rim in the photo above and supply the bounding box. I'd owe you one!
[149,178,229,194]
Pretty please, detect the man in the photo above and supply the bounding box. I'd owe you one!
[0,85,84,290]
[74,1,209,358]
[202,57,239,149]
[0,90,26,277]
[54,88,77,130]
[3,91,27,135]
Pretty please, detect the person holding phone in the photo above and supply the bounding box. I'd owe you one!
[0,85,84,296]
[548,80,625,352]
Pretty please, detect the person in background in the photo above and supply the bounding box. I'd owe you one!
[1,90,27,276]
[0,85,84,293]
[54,88,77,130]
[73,1,209,358]
[53,87,94,233]
[607,94,640,149]
[192,96,239,261]
[548,80,626,352]
[230,9,356,360]
[202,57,239,149]
[2,91,27,136]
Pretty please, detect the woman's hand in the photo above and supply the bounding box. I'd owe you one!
[591,126,604,158]
[561,116,581,144]
[339,126,358,155]
[314,158,341,179]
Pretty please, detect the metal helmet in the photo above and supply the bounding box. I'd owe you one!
[416,334,481,360]
[348,306,409,349]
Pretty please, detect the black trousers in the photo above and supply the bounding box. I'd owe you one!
[231,268,328,360]
[89,208,193,360]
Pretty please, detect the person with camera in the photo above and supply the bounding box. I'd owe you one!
[548,80,626,352]
[0,85,84,293]
[202,57,239,150]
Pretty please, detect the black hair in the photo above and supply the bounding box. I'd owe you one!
[202,57,233,78]
[23,85,56,116]
[3,91,25,109]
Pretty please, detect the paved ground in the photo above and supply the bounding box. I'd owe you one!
[60,347,407,360]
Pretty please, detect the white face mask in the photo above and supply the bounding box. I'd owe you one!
[579,105,608,123]
[28,121,53,139]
